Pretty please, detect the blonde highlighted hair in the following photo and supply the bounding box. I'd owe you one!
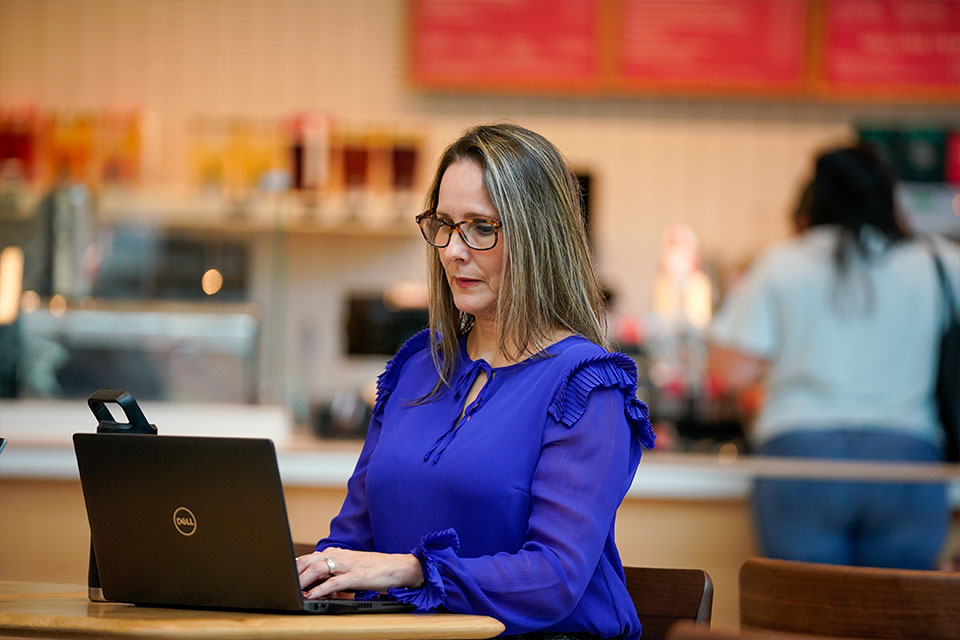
[421,123,607,393]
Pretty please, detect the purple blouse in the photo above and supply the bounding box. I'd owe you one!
[315,329,654,638]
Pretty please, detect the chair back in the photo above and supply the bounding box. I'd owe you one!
[667,620,853,640]
[739,556,960,640]
[625,566,713,640]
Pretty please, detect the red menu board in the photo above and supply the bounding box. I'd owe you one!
[817,0,960,98]
[616,0,808,94]
[409,0,600,91]
[407,0,960,102]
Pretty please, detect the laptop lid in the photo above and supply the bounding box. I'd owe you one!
[73,433,411,614]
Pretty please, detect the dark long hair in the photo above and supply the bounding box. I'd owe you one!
[805,143,910,279]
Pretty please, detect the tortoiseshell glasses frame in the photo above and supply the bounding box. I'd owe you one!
[415,211,503,251]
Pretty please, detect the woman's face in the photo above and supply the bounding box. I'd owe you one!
[435,159,506,325]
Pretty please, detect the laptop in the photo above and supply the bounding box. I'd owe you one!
[73,432,414,614]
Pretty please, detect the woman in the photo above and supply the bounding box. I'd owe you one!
[297,123,655,638]
[709,143,959,569]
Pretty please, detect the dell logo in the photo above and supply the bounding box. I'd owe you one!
[173,507,197,536]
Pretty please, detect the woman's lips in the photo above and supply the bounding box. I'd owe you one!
[454,277,481,288]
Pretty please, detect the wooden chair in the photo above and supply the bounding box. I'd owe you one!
[667,620,852,640]
[739,556,960,640]
[625,566,713,640]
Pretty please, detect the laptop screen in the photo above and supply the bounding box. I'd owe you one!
[74,433,313,612]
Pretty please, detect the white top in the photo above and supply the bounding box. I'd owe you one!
[711,227,960,446]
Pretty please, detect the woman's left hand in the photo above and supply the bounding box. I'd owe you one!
[296,548,423,599]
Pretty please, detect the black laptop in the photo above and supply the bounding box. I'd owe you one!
[73,432,414,614]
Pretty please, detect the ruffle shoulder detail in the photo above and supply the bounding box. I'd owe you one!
[373,328,433,415]
[547,352,655,449]
[387,528,460,610]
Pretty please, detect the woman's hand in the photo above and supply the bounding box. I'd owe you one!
[296,548,424,599]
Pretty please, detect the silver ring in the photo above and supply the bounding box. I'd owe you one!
[323,555,336,575]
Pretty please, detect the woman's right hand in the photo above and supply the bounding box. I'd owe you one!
[296,548,423,599]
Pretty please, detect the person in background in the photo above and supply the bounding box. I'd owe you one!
[297,123,655,638]
[709,142,960,569]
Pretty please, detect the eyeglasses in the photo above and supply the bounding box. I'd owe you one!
[415,211,502,251]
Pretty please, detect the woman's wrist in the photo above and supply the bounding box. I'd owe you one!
[406,553,425,588]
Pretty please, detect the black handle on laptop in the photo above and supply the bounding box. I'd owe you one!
[85,390,158,602]
[88,389,158,435]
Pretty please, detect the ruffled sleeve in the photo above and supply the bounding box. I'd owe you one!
[547,353,655,450]
[373,328,433,415]
[387,528,461,610]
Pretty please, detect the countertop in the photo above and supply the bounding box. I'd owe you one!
[2,399,958,501]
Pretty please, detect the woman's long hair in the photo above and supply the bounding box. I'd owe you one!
[421,123,607,394]
[807,143,909,269]
[805,143,911,308]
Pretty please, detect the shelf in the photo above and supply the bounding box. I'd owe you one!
[96,189,419,239]
[133,217,416,239]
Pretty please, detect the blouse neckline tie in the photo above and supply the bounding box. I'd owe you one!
[424,359,493,464]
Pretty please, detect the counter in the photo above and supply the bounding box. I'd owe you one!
[3,399,956,499]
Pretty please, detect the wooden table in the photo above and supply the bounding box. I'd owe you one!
[0,582,505,639]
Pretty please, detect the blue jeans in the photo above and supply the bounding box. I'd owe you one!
[752,429,949,569]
